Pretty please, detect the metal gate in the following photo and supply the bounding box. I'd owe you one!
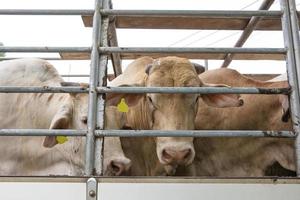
[0,0,300,199]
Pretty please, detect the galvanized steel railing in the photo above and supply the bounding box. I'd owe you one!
[1,0,300,199]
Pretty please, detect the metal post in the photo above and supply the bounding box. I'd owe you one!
[288,0,300,176]
[85,0,103,176]
[204,60,208,71]
[280,0,300,176]
[94,0,110,176]
[220,0,275,68]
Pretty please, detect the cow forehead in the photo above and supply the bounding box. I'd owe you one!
[147,58,200,87]
[73,94,89,114]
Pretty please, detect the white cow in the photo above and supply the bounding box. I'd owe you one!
[0,58,133,176]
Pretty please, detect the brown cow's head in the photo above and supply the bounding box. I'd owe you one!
[122,56,243,175]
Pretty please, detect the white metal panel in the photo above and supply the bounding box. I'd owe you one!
[0,181,300,200]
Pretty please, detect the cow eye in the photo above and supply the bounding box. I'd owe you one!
[81,116,88,124]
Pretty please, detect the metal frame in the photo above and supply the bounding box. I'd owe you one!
[1,0,300,199]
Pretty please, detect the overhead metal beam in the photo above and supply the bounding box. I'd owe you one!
[221,0,275,68]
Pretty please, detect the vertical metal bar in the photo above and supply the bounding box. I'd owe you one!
[220,0,274,68]
[280,0,300,176]
[86,178,98,200]
[85,0,103,176]
[204,60,209,71]
[94,0,110,176]
[288,0,300,176]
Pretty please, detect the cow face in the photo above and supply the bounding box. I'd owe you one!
[42,84,133,176]
[144,57,243,174]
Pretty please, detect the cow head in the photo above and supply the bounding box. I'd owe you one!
[42,82,135,176]
[123,56,243,175]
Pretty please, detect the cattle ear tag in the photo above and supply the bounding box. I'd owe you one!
[117,98,129,113]
[56,136,68,144]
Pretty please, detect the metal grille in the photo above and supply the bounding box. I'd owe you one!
[1,0,300,199]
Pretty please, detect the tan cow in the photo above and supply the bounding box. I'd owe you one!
[110,56,243,175]
[0,58,133,176]
[180,68,295,177]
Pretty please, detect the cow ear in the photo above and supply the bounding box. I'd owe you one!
[43,103,73,148]
[201,83,244,108]
[279,95,290,122]
[145,64,153,75]
[106,84,144,107]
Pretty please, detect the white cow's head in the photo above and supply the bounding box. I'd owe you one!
[122,56,243,175]
[42,82,137,176]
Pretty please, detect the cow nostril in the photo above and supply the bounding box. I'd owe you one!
[162,150,172,159]
[162,149,174,162]
[183,149,192,160]
[110,161,125,176]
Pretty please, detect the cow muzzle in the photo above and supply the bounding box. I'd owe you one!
[161,147,195,166]
[104,157,132,176]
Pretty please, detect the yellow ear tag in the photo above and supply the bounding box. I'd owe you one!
[117,98,129,113]
[56,136,68,144]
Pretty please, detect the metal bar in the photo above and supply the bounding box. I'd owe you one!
[0,129,86,136]
[99,47,286,54]
[204,60,208,71]
[221,0,275,68]
[108,18,122,76]
[0,46,91,53]
[100,9,282,18]
[97,86,290,94]
[0,46,286,54]
[86,178,97,200]
[0,129,294,138]
[94,0,110,176]
[0,9,94,15]
[0,86,88,93]
[95,130,295,138]
[0,86,290,94]
[61,75,89,77]
[288,0,300,176]
[85,0,103,176]
[280,0,300,176]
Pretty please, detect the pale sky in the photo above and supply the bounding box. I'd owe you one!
[1,0,300,82]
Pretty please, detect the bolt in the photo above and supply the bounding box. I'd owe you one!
[89,190,96,198]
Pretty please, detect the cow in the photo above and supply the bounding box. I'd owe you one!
[0,58,133,176]
[110,56,243,175]
[176,68,295,177]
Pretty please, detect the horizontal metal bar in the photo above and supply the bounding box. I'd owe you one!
[99,86,291,95]
[0,9,94,15]
[0,86,88,93]
[61,75,89,77]
[0,46,91,53]
[100,9,282,18]
[0,47,286,54]
[0,129,294,138]
[0,86,290,94]
[0,129,86,136]
[99,47,287,54]
[95,130,295,138]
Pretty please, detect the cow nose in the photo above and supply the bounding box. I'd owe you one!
[161,148,193,165]
[108,159,132,176]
